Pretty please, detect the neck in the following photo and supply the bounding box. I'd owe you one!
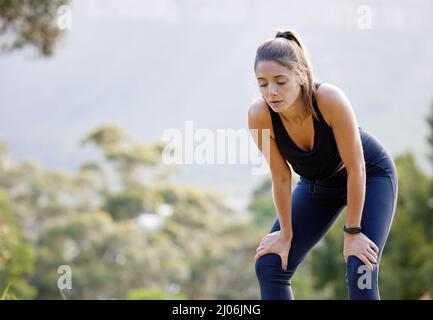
[280,91,308,124]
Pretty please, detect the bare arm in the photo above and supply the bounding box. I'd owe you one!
[318,84,379,269]
[248,99,293,241]
[320,85,366,229]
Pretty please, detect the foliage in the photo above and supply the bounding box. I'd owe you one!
[0,124,261,299]
[0,0,69,56]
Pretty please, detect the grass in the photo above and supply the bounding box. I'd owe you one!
[1,283,18,300]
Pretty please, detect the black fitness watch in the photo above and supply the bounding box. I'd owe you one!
[343,226,362,234]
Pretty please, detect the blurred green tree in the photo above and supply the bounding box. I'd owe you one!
[0,190,36,298]
[0,121,264,299]
[0,0,70,56]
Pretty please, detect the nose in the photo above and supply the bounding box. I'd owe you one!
[267,84,278,97]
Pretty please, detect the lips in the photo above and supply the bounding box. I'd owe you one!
[270,100,282,105]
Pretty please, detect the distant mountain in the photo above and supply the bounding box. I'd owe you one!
[1,0,432,206]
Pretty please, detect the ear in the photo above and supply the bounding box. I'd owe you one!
[296,74,304,86]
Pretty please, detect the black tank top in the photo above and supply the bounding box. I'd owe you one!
[267,82,346,181]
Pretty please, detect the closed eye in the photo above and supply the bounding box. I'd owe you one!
[259,82,286,87]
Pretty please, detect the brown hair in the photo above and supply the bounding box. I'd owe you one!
[254,29,319,120]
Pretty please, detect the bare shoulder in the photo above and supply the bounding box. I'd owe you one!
[248,96,275,139]
[316,83,352,127]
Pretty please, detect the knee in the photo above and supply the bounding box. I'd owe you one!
[345,255,364,274]
[255,253,292,282]
[255,254,271,280]
[345,255,378,298]
[345,255,378,278]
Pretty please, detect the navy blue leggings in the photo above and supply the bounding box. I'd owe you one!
[255,129,398,300]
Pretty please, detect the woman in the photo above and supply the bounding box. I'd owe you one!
[248,29,398,300]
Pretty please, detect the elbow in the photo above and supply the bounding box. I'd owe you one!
[271,174,292,188]
[346,162,366,176]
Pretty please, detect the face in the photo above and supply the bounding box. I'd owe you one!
[255,60,302,112]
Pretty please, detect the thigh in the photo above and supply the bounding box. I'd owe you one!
[345,163,397,299]
[270,179,346,270]
[361,168,398,255]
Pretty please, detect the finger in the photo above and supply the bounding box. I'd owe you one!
[367,247,378,260]
[281,255,288,271]
[260,235,271,246]
[359,255,374,272]
[259,239,268,247]
[363,250,377,264]
[254,248,268,262]
[369,241,380,255]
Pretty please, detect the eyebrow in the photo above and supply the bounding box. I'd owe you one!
[256,74,288,80]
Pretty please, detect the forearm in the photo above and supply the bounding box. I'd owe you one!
[271,181,293,240]
[345,168,366,228]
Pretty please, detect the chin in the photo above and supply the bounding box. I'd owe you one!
[274,103,289,112]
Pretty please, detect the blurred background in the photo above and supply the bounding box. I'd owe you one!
[1,0,433,299]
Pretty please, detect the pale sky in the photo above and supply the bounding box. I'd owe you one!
[1,0,433,206]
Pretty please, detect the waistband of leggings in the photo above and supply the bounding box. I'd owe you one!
[300,166,348,187]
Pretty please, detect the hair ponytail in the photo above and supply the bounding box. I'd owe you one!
[275,30,302,48]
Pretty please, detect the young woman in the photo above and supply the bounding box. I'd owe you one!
[248,29,398,300]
